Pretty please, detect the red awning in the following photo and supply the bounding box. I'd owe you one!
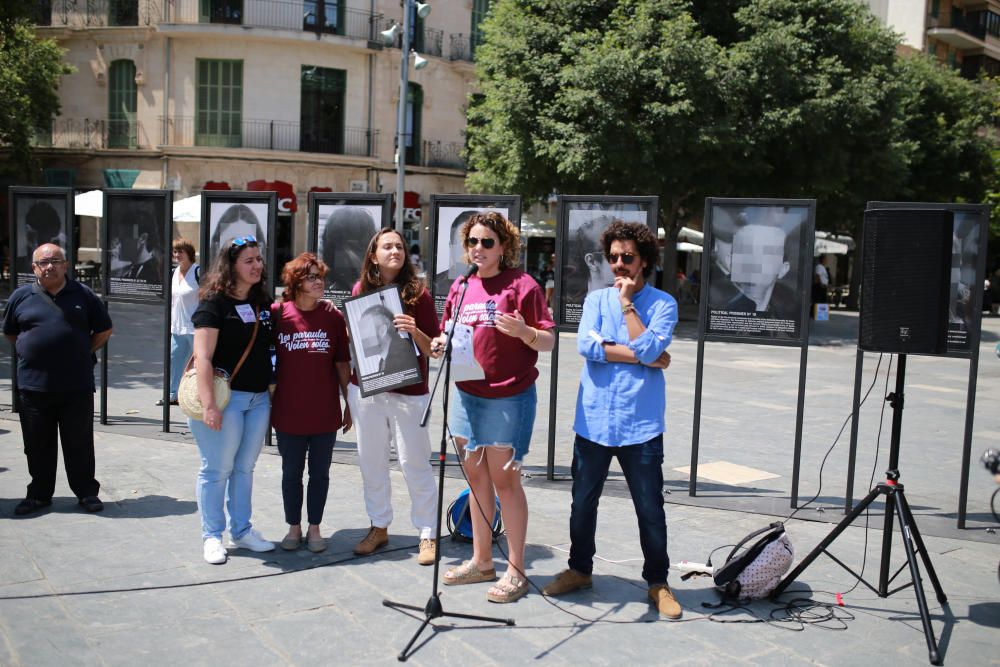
[203,181,231,190]
[247,179,298,213]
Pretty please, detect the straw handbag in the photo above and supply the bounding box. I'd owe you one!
[178,316,259,421]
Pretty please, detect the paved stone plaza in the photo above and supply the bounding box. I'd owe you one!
[0,303,998,665]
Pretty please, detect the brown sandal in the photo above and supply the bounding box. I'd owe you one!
[443,560,497,586]
[486,573,529,603]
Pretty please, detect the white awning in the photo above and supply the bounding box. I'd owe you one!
[677,241,703,253]
[173,195,201,223]
[815,237,849,255]
[74,190,103,218]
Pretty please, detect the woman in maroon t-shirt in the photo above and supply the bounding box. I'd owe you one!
[346,229,441,566]
[271,253,352,553]
[432,211,555,603]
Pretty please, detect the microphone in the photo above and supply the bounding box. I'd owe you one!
[460,263,479,283]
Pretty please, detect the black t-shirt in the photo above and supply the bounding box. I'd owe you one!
[191,293,273,393]
[2,281,113,392]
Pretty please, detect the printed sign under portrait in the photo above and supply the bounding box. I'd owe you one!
[104,191,170,299]
[307,193,391,308]
[200,191,277,291]
[867,201,989,357]
[428,194,521,316]
[342,285,422,397]
[555,196,659,330]
[702,199,814,343]
[8,188,73,289]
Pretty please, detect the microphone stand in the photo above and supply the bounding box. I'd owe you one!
[382,269,513,662]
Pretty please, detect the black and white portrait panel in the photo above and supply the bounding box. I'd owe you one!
[14,195,69,286]
[208,201,269,264]
[433,206,510,302]
[316,204,381,303]
[342,285,421,397]
[705,203,809,341]
[106,196,166,298]
[948,210,984,352]
[560,204,650,327]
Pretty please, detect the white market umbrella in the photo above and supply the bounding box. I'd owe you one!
[173,194,201,223]
[74,189,103,218]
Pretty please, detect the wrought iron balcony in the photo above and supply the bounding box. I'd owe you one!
[169,0,386,42]
[161,116,379,157]
[31,118,150,149]
[39,0,160,28]
[421,140,465,170]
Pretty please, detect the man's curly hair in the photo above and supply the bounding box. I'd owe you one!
[600,220,658,279]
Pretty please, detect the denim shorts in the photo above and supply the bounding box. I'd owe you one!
[449,384,536,465]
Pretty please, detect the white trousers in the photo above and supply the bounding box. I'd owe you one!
[347,385,439,538]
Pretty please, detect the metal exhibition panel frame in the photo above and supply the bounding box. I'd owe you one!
[847,201,990,528]
[7,186,76,414]
[690,197,816,504]
[199,191,278,295]
[427,194,522,318]
[98,190,173,430]
[306,192,393,308]
[546,195,660,480]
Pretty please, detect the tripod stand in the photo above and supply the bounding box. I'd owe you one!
[772,355,948,665]
[383,271,513,662]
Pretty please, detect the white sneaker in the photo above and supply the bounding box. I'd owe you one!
[230,528,275,552]
[203,537,227,564]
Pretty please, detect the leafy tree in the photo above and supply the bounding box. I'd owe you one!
[0,17,72,179]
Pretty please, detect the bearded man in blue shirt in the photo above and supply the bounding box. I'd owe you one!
[543,221,681,619]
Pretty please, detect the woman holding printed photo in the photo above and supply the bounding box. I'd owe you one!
[347,229,441,566]
[431,211,555,603]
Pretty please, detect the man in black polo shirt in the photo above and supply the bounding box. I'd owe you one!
[3,244,113,515]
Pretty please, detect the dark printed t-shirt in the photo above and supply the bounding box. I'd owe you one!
[2,281,113,392]
[441,268,555,399]
[191,293,273,393]
[270,301,351,434]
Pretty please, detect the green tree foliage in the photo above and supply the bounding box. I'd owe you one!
[467,0,998,249]
[0,17,72,178]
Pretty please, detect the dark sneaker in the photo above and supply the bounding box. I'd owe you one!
[542,568,593,596]
[78,496,104,513]
[14,498,52,516]
[648,583,682,619]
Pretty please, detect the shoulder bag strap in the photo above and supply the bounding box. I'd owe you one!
[228,310,260,383]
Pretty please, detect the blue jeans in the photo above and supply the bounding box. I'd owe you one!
[276,431,335,526]
[568,434,669,584]
[189,390,271,540]
[169,333,194,401]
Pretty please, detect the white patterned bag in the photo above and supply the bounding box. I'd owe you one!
[713,522,794,601]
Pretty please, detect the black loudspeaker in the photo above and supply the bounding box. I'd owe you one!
[859,208,952,354]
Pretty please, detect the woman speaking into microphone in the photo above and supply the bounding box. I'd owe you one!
[432,211,555,603]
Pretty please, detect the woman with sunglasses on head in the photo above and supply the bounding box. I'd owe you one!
[347,229,441,566]
[270,253,352,553]
[189,236,275,564]
[431,211,555,603]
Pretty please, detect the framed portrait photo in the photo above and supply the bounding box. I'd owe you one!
[700,198,815,345]
[102,189,172,301]
[428,194,521,317]
[307,192,392,308]
[342,285,422,397]
[200,191,277,292]
[554,195,659,331]
[8,187,74,290]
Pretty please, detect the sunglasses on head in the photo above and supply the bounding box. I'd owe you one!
[606,252,637,265]
[230,235,258,248]
[465,236,496,249]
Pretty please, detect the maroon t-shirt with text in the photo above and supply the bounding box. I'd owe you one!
[270,301,351,434]
[441,268,555,399]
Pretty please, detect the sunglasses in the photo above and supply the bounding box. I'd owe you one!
[606,252,637,265]
[230,235,258,248]
[465,236,496,249]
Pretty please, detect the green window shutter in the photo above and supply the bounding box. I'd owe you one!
[107,59,137,148]
[471,0,490,56]
[300,66,346,153]
[196,59,243,147]
[405,82,422,165]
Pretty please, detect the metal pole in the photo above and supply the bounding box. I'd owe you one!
[394,1,411,233]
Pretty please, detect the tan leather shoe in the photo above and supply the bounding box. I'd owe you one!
[542,568,593,596]
[417,538,437,565]
[648,583,682,619]
[353,526,388,555]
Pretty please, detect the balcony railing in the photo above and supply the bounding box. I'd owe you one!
[421,140,465,170]
[449,33,472,62]
[31,118,150,149]
[41,0,161,27]
[945,10,1000,41]
[161,116,379,157]
[169,0,386,42]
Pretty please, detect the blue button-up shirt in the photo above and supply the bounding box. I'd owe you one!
[573,285,678,447]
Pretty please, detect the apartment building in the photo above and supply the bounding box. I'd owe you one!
[24,0,489,258]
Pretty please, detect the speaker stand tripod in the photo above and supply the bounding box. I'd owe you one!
[771,355,948,666]
[382,274,513,662]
